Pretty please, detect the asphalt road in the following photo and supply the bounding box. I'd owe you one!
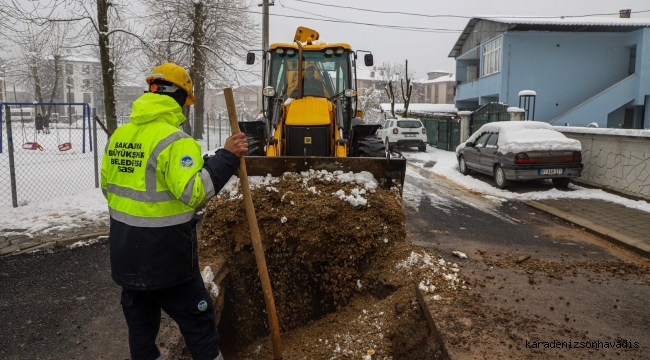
[0,242,131,360]
[404,165,650,359]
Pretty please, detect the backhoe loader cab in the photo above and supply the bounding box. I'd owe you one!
[239,28,404,191]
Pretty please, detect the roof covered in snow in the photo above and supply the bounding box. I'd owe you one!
[456,121,582,154]
[417,73,456,84]
[450,16,650,57]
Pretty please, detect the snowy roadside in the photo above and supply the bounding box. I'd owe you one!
[0,188,108,238]
[403,147,650,214]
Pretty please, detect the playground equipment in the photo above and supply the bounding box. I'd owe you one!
[1,102,93,154]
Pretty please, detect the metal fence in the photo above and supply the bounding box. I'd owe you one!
[421,118,461,151]
[469,102,510,133]
[0,103,107,208]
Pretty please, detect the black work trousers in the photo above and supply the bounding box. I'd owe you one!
[120,275,220,360]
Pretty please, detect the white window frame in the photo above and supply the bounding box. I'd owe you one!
[482,37,502,77]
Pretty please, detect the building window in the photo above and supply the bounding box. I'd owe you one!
[82,64,91,75]
[65,63,74,75]
[482,37,502,77]
[82,79,91,90]
[629,46,637,75]
[66,77,74,89]
[83,93,92,104]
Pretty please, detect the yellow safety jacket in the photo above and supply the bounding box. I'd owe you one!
[101,92,239,290]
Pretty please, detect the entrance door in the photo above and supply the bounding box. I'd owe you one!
[623,108,635,129]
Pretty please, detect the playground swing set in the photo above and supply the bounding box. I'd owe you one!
[0,102,94,155]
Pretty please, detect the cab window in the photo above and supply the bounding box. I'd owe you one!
[485,133,499,148]
[475,132,491,147]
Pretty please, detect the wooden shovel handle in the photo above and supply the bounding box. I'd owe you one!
[224,88,283,360]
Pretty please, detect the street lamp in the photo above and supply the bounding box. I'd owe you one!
[67,83,73,126]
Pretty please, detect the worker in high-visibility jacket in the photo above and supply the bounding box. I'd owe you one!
[101,62,247,360]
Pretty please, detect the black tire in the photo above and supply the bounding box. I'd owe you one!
[494,165,510,189]
[243,133,265,156]
[385,138,393,153]
[418,144,427,152]
[458,155,471,175]
[358,136,386,157]
[552,178,571,188]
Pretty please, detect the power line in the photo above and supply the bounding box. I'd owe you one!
[239,9,462,33]
[291,0,650,20]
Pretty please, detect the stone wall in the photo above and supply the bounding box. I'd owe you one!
[558,128,650,200]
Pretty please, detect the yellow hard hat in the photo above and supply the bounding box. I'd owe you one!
[146,62,195,106]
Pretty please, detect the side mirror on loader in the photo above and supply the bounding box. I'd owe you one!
[364,54,374,67]
[246,52,256,65]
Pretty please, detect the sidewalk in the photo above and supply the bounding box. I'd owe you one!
[524,198,650,258]
[0,225,109,256]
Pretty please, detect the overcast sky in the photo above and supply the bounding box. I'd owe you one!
[264,0,650,79]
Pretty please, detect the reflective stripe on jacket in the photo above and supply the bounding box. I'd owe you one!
[100,92,240,290]
[101,92,213,227]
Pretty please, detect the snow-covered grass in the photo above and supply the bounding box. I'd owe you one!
[405,147,650,214]
[0,188,108,237]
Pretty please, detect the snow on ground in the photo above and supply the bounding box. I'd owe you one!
[0,188,108,237]
[404,147,650,214]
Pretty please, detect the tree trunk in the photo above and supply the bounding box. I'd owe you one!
[182,106,192,135]
[31,65,45,115]
[98,0,117,135]
[401,60,412,119]
[45,55,61,118]
[190,2,205,140]
[386,81,395,118]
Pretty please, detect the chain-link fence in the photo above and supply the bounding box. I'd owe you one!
[0,103,107,207]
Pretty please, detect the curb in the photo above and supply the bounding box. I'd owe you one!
[1,232,110,258]
[522,200,650,258]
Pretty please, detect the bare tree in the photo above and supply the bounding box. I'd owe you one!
[4,22,73,120]
[140,0,258,138]
[400,60,413,118]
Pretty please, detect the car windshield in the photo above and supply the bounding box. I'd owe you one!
[268,49,350,99]
[397,120,422,128]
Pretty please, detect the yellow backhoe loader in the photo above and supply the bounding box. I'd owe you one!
[239,27,406,190]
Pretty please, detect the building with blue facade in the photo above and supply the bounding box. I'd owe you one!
[449,12,650,128]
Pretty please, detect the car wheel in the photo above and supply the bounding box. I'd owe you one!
[552,178,571,188]
[458,155,471,175]
[418,145,426,152]
[385,138,393,153]
[494,165,510,189]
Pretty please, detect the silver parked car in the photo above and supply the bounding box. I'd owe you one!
[456,122,583,189]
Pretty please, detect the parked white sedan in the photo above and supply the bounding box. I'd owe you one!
[376,119,427,152]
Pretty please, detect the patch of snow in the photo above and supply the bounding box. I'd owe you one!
[452,251,467,259]
[507,107,525,113]
[518,90,537,96]
[201,266,220,298]
[281,216,288,223]
[557,126,650,138]
[68,238,98,249]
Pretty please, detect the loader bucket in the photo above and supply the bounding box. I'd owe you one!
[240,156,407,194]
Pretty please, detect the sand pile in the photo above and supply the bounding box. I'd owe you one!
[198,170,466,358]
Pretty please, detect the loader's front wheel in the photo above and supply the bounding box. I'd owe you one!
[244,133,265,156]
[358,136,386,157]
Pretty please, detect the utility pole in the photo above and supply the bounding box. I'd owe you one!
[262,0,269,52]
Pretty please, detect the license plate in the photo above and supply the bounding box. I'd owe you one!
[404,134,416,137]
[539,169,563,175]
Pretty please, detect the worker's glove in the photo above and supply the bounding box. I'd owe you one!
[203,149,240,194]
